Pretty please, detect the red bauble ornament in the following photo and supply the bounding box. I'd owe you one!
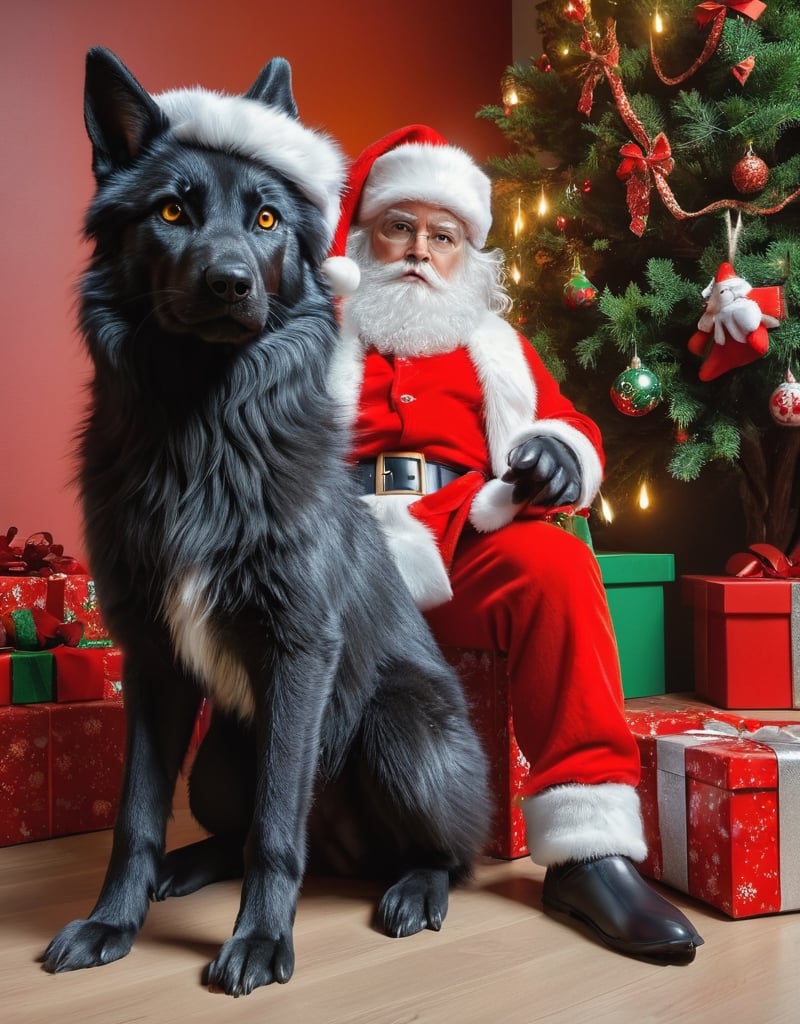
[535,53,552,73]
[555,215,568,231]
[582,178,592,193]
[769,371,800,427]
[732,150,769,194]
[562,0,586,22]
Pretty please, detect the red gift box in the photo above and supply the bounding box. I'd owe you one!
[624,701,760,880]
[442,648,529,859]
[0,699,125,846]
[0,651,10,705]
[632,719,800,917]
[683,574,800,709]
[53,647,106,702]
[0,704,51,845]
[49,700,125,837]
[0,574,66,620]
[102,646,123,698]
[63,576,109,641]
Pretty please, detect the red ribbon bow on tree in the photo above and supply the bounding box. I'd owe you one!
[694,1,767,29]
[577,21,620,117]
[616,133,674,236]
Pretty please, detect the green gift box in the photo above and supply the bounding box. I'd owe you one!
[594,552,675,699]
[10,651,56,704]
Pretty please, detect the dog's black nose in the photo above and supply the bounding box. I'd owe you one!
[205,262,254,304]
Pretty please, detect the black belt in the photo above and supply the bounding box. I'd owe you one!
[354,452,466,496]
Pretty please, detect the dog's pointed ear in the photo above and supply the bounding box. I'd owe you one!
[244,57,298,119]
[84,47,166,179]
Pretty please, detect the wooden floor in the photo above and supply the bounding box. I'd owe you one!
[3,696,800,1024]
[2,811,797,1023]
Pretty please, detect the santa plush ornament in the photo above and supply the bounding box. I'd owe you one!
[688,261,784,381]
[328,126,603,609]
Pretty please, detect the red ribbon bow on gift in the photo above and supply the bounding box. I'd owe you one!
[0,526,86,576]
[695,1,767,28]
[726,542,800,579]
[616,134,674,236]
[577,21,620,117]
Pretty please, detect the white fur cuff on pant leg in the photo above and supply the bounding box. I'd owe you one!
[522,783,647,867]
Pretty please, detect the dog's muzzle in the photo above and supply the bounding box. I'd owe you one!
[353,452,465,496]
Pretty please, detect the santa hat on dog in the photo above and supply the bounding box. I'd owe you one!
[330,124,493,260]
[154,70,360,294]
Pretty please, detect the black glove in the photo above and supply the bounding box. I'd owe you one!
[502,435,582,507]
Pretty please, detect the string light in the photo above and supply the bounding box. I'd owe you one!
[510,262,522,285]
[513,197,525,237]
[537,186,549,217]
[638,481,651,510]
[653,10,664,34]
[599,493,614,523]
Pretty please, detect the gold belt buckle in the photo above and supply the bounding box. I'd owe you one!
[375,451,427,496]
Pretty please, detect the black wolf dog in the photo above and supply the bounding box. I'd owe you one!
[41,48,490,996]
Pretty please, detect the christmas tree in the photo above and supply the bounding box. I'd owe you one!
[480,0,800,554]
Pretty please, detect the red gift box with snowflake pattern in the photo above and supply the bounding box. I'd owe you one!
[0,699,124,845]
[637,723,800,917]
[441,647,530,859]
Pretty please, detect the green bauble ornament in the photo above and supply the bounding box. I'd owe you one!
[562,267,598,309]
[610,355,662,416]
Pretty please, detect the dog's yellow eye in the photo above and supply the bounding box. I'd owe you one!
[161,202,183,224]
[257,207,278,231]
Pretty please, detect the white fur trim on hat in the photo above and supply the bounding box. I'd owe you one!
[155,88,346,241]
[522,783,647,867]
[359,142,492,248]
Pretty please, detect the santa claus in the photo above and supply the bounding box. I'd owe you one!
[328,124,702,964]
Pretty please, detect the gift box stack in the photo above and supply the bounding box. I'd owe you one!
[1,528,125,847]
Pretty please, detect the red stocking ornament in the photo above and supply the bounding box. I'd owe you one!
[687,262,784,381]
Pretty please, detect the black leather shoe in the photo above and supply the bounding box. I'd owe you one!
[542,855,703,965]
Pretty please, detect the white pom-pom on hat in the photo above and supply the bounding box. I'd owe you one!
[321,256,361,296]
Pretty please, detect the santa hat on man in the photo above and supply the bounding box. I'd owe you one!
[331,124,494,258]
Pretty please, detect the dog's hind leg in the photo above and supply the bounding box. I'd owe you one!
[41,649,201,973]
[155,709,254,899]
[356,662,491,939]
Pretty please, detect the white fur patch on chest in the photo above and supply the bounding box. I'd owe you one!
[164,569,255,720]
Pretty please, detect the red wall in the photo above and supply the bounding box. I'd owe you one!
[1,0,511,564]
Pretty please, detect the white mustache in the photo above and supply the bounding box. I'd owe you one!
[382,259,447,290]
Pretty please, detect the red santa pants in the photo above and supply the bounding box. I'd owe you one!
[424,519,640,796]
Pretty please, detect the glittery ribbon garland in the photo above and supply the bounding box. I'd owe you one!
[656,723,800,908]
[651,7,726,87]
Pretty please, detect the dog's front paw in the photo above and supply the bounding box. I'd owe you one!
[207,933,295,996]
[40,919,136,973]
[377,868,450,938]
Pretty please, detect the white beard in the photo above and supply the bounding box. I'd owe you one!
[344,231,489,358]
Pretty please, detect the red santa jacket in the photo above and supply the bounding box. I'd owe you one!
[329,310,605,609]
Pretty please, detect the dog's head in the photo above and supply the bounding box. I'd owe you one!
[82,48,355,345]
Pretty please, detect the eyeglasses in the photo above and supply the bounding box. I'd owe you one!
[377,215,464,254]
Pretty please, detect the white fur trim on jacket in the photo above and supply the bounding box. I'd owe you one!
[361,494,453,610]
[465,313,603,531]
[522,783,647,867]
[155,89,346,242]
